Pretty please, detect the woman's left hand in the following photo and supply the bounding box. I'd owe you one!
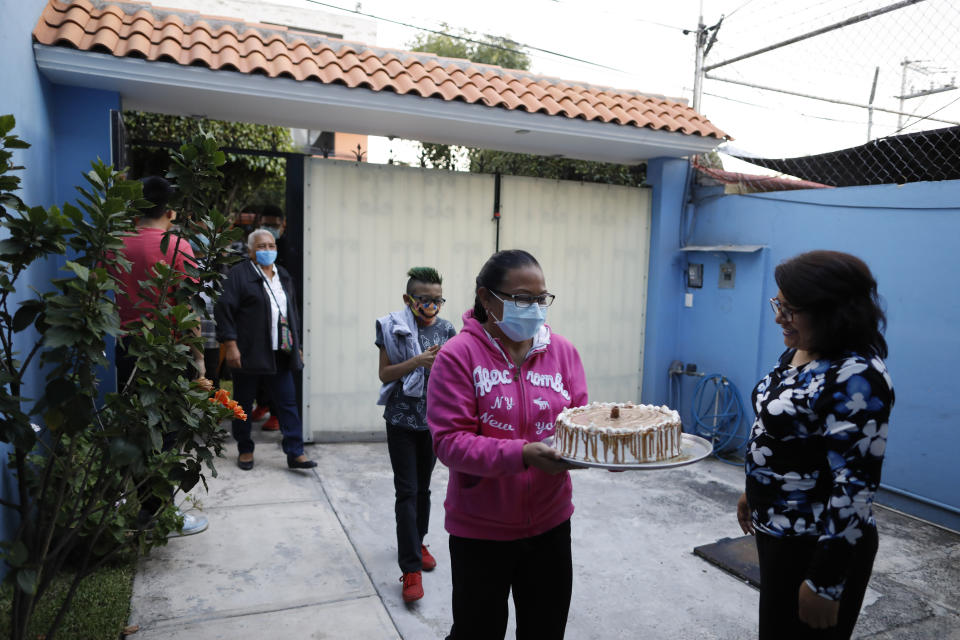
[798,581,839,629]
[522,442,579,475]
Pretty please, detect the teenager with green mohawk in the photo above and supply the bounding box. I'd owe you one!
[376,266,457,603]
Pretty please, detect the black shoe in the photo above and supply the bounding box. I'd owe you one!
[287,457,317,469]
[237,456,254,470]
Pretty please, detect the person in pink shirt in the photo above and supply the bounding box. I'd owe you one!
[113,175,207,536]
[427,249,587,640]
[114,176,196,332]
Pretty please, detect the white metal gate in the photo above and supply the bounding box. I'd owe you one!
[302,160,651,441]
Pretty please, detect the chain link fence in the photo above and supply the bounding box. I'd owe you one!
[699,0,960,186]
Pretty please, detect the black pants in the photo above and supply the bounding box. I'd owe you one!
[386,424,436,572]
[203,347,221,389]
[231,351,305,459]
[446,519,572,640]
[756,526,878,640]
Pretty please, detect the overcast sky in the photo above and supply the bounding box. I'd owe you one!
[187,0,960,167]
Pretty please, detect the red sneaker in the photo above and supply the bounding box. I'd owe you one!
[261,416,280,431]
[420,544,437,571]
[250,406,269,421]
[400,571,423,603]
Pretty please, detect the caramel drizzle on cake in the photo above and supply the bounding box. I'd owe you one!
[554,402,682,464]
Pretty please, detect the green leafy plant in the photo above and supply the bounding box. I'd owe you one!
[122,110,294,215]
[408,28,647,185]
[0,114,242,640]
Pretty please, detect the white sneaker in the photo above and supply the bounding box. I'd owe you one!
[169,511,209,537]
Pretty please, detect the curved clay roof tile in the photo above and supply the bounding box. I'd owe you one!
[51,18,85,47]
[458,82,484,104]
[154,35,184,61]
[365,67,395,91]
[498,90,526,111]
[382,57,406,78]
[314,47,339,67]
[289,56,318,81]
[211,46,242,71]
[341,64,371,88]
[390,73,417,95]
[412,76,443,99]
[94,8,124,35]
[30,0,725,139]
[479,85,504,107]
[537,95,564,116]
[63,2,94,27]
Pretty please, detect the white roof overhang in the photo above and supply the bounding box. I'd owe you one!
[35,44,719,163]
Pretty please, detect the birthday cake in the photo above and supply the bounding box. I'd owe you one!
[554,402,683,465]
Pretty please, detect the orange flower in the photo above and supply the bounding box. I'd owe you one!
[208,388,247,421]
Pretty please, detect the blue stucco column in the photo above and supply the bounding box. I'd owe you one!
[0,70,118,572]
[641,156,689,406]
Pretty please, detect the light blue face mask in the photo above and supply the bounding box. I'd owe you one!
[255,249,277,266]
[492,296,547,342]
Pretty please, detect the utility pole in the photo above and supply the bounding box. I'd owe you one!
[896,58,958,130]
[867,66,879,141]
[689,1,721,113]
[692,3,705,113]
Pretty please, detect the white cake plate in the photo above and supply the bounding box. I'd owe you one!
[546,433,714,471]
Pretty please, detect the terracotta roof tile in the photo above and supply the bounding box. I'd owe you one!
[32,0,727,140]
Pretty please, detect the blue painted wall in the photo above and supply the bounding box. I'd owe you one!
[1,0,119,573]
[0,0,58,570]
[643,164,960,529]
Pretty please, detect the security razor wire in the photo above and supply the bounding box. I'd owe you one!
[692,0,960,187]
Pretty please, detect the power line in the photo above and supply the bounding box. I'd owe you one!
[547,0,687,31]
[703,91,871,124]
[301,0,629,74]
[893,92,960,134]
[725,0,760,19]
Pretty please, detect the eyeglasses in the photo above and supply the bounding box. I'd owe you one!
[491,290,556,309]
[411,295,445,306]
[769,297,797,322]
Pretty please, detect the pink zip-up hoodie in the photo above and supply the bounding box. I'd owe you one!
[427,309,588,541]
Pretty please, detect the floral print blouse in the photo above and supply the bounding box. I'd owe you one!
[745,349,894,600]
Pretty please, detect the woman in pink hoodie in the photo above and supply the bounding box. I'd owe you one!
[427,250,588,640]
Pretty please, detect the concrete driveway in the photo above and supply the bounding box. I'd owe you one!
[128,429,960,639]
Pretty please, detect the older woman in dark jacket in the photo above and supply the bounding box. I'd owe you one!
[215,229,316,470]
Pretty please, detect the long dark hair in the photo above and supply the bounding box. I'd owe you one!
[775,250,888,358]
[473,250,541,322]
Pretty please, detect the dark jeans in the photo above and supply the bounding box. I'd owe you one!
[756,526,879,640]
[203,347,221,389]
[231,352,305,459]
[386,424,436,572]
[446,519,572,640]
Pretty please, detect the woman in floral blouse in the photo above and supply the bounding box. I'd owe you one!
[736,250,894,639]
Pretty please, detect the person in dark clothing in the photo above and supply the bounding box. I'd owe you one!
[376,267,456,603]
[737,250,894,640]
[215,228,315,471]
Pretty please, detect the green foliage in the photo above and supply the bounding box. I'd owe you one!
[0,553,135,639]
[407,29,645,185]
[409,24,532,71]
[468,149,646,187]
[122,111,294,215]
[0,114,242,640]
